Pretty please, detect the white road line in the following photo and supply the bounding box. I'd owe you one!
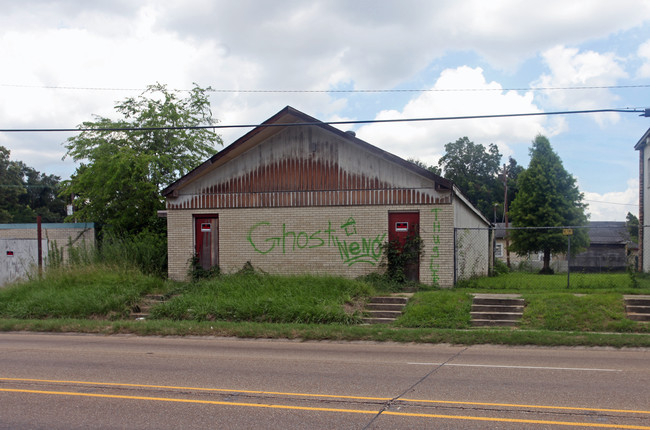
[407,363,622,372]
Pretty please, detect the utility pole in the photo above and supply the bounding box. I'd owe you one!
[502,164,510,268]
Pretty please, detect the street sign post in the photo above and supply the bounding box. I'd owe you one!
[563,229,573,288]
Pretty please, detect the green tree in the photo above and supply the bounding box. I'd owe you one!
[437,137,503,218]
[626,212,639,244]
[0,146,24,222]
[406,158,442,175]
[0,146,66,223]
[63,83,222,235]
[508,135,589,273]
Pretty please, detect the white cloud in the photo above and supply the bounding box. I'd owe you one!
[638,40,650,78]
[534,45,628,125]
[583,178,639,221]
[354,66,557,167]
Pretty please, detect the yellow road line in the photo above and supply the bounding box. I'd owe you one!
[3,377,649,416]
[1,388,649,430]
[402,398,650,416]
[0,377,389,401]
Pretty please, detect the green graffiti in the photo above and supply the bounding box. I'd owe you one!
[247,217,384,266]
[430,208,443,283]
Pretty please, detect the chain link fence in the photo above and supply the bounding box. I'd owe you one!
[454,223,637,283]
[454,227,490,283]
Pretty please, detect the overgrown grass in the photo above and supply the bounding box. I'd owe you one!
[520,293,645,332]
[456,272,650,293]
[396,290,473,329]
[150,273,373,324]
[0,265,165,319]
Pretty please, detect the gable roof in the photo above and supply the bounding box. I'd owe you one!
[634,128,650,151]
[162,106,488,224]
[162,106,453,197]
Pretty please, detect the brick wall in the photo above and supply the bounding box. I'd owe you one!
[167,204,456,287]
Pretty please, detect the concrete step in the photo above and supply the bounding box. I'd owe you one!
[473,297,525,306]
[368,296,409,305]
[623,295,650,307]
[131,294,167,319]
[470,294,525,328]
[624,295,650,322]
[361,294,411,324]
[365,303,407,311]
[365,310,403,319]
[628,313,650,322]
[471,304,524,313]
[470,312,523,321]
[626,305,650,314]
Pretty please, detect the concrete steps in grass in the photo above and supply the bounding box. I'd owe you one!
[130,294,166,320]
[471,294,525,327]
[362,294,412,324]
[624,295,650,322]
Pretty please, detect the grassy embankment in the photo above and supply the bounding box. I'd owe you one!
[1,262,649,347]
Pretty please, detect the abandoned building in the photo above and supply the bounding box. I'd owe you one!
[162,106,490,287]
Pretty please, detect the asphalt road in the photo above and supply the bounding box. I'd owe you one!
[0,333,649,429]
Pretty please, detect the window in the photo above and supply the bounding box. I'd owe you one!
[495,243,503,257]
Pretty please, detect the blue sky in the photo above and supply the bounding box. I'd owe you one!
[1,1,650,220]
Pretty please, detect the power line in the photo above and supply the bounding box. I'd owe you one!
[0,108,646,133]
[584,199,638,207]
[1,83,649,93]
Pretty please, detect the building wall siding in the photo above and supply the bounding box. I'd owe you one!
[167,204,456,286]
[166,126,451,211]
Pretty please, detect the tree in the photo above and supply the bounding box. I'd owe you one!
[63,83,222,235]
[0,146,24,222]
[508,135,589,273]
[0,146,66,223]
[626,212,639,244]
[437,137,503,218]
[406,158,442,175]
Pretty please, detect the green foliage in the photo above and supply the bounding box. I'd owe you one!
[438,137,513,219]
[396,290,472,328]
[188,254,221,282]
[626,212,639,244]
[0,146,66,223]
[406,158,442,175]
[151,273,373,324]
[455,271,650,293]
[0,265,163,319]
[520,293,636,332]
[99,231,168,277]
[492,258,510,276]
[62,83,222,235]
[381,233,423,284]
[508,135,589,272]
[46,231,167,278]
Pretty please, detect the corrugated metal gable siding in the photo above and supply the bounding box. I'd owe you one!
[167,126,450,210]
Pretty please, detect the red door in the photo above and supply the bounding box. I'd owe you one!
[388,212,420,281]
[195,216,219,270]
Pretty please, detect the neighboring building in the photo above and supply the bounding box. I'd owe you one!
[635,128,650,272]
[571,222,634,272]
[493,223,567,272]
[0,222,95,286]
[494,221,635,272]
[162,106,490,287]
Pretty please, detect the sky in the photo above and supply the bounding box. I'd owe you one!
[1,1,650,221]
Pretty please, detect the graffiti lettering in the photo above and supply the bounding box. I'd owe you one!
[430,208,442,284]
[247,217,385,266]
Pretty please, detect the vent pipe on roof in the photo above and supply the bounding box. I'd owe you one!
[345,130,356,137]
